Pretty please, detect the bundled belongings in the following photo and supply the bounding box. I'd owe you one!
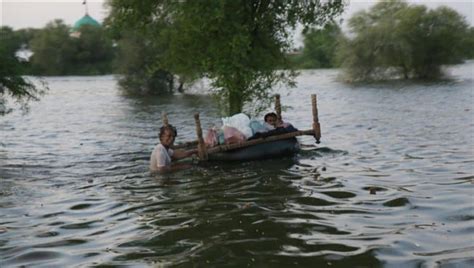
[204,112,300,147]
[168,94,321,162]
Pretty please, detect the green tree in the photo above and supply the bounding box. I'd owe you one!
[295,22,342,69]
[113,29,175,95]
[29,19,114,75]
[106,0,345,115]
[70,25,115,75]
[464,27,474,59]
[29,20,75,75]
[338,0,471,81]
[14,28,39,48]
[0,26,45,115]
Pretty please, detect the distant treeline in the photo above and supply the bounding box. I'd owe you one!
[2,0,474,93]
[3,2,473,80]
[1,20,115,76]
[2,0,474,116]
[292,1,474,81]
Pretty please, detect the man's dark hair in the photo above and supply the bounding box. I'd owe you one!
[159,124,177,138]
[264,112,277,122]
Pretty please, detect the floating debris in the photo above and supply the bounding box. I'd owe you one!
[369,187,377,195]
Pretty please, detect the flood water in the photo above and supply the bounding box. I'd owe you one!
[1,63,473,267]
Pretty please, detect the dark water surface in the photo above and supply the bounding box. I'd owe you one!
[1,63,473,267]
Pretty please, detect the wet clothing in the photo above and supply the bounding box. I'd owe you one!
[150,144,174,171]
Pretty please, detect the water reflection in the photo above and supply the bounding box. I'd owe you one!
[108,157,382,266]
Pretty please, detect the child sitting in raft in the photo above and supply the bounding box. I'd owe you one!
[264,112,281,128]
[263,112,295,129]
[247,112,298,140]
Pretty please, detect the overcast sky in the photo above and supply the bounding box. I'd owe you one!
[1,1,472,33]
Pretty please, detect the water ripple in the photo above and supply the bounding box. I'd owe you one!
[1,67,473,266]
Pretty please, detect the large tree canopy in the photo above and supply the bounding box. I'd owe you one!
[106,0,345,115]
[338,0,471,81]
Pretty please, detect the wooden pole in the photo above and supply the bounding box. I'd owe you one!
[162,112,169,127]
[311,94,321,143]
[194,113,208,161]
[275,94,282,123]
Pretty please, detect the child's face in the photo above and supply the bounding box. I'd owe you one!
[266,116,277,127]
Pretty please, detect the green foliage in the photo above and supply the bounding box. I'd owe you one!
[0,26,46,115]
[106,0,345,115]
[29,19,114,75]
[293,22,342,69]
[29,20,74,75]
[338,0,471,81]
[462,27,474,59]
[104,2,176,96]
[70,25,115,75]
[13,28,39,49]
[113,30,175,95]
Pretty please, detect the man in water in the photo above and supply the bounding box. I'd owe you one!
[150,125,197,173]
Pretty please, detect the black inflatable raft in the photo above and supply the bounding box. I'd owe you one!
[207,137,300,161]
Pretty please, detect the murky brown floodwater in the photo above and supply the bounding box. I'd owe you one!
[1,62,473,267]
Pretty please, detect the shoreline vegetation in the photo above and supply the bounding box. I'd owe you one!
[1,0,473,115]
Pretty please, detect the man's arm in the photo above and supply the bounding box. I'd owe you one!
[172,148,198,160]
[151,148,197,174]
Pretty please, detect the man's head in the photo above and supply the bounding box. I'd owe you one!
[159,125,177,147]
[264,112,278,127]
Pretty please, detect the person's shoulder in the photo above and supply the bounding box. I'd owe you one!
[156,143,164,149]
[156,143,173,155]
[152,143,166,153]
